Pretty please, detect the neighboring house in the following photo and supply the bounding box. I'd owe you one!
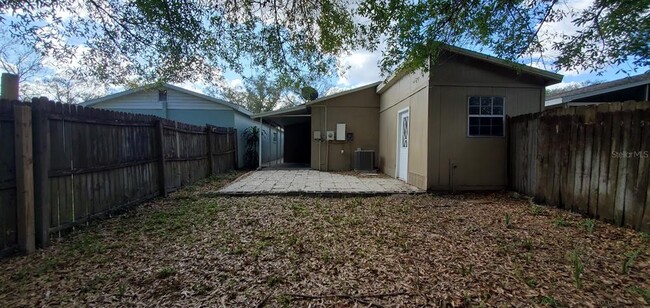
[254,44,562,191]
[81,84,283,168]
[545,72,650,107]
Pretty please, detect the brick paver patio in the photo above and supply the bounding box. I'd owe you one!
[217,170,423,195]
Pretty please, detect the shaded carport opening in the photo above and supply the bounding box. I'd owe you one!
[254,105,311,167]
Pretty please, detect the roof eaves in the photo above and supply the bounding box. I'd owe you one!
[377,44,563,94]
[306,82,381,105]
[442,44,563,82]
[81,87,140,106]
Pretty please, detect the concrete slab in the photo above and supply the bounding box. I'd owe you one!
[217,170,424,195]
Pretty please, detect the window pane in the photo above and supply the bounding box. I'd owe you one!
[480,97,492,115]
[480,126,491,135]
[469,117,479,125]
[469,96,480,106]
[492,125,503,136]
[480,117,491,125]
[469,126,479,135]
[493,97,504,107]
[469,106,480,115]
[493,105,503,115]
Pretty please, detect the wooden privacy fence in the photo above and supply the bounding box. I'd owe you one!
[508,102,650,231]
[0,98,237,256]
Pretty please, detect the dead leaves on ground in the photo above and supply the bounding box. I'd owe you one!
[0,177,649,307]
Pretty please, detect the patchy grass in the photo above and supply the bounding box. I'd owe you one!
[582,218,596,233]
[0,173,649,306]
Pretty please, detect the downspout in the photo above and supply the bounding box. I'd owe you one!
[645,84,649,101]
[258,117,262,169]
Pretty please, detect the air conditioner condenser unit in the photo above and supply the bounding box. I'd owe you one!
[354,149,375,172]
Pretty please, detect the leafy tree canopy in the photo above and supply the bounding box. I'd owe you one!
[1,0,647,86]
[213,75,286,113]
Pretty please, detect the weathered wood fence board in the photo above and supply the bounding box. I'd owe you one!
[509,102,650,232]
[0,102,17,256]
[0,98,237,255]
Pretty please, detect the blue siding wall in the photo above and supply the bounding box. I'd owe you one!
[234,113,284,167]
[168,109,235,127]
[106,109,166,118]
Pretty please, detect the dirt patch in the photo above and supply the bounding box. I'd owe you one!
[0,176,648,307]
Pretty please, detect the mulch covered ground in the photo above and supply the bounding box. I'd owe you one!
[0,172,649,307]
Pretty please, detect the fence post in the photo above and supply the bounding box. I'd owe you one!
[206,125,214,176]
[155,120,167,197]
[32,98,51,248]
[14,104,35,254]
[1,73,19,100]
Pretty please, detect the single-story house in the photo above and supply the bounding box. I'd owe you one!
[254,44,563,190]
[82,84,283,168]
[545,72,650,107]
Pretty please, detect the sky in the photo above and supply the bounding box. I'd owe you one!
[1,0,648,102]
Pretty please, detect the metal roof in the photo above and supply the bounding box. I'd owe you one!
[546,72,650,102]
[81,83,253,116]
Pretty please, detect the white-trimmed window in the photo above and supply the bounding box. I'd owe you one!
[468,96,505,137]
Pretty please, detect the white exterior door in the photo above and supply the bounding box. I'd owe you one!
[397,109,409,181]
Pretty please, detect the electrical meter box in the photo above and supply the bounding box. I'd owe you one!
[326,131,335,141]
[313,131,321,140]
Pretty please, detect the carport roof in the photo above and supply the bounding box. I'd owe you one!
[251,104,310,127]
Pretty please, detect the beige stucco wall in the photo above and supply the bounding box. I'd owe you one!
[378,70,430,189]
[427,53,545,190]
[310,87,380,171]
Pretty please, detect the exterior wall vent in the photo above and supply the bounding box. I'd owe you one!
[354,149,375,171]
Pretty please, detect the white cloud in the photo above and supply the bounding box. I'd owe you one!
[174,81,208,94]
[336,49,381,87]
[546,81,582,90]
[228,78,244,89]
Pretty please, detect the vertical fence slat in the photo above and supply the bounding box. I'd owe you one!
[640,108,650,232]
[32,99,51,247]
[588,107,602,217]
[580,108,595,215]
[156,120,168,197]
[614,107,632,225]
[14,104,35,254]
[624,104,642,228]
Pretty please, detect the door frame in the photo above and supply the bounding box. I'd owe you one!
[395,106,410,181]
